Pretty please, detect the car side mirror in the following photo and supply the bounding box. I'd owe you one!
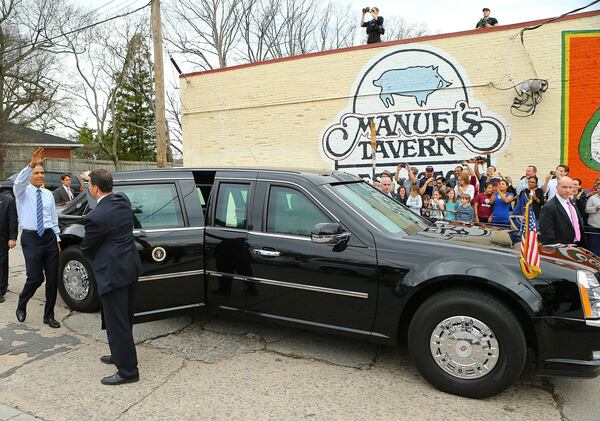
[311,222,350,245]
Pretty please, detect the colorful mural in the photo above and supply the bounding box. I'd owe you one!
[562,30,600,184]
[320,47,509,180]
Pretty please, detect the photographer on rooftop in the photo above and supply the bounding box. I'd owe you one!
[360,6,384,44]
[476,7,498,29]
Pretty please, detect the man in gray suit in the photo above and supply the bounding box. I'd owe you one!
[53,174,75,205]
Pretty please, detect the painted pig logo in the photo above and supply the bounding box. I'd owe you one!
[372,65,452,107]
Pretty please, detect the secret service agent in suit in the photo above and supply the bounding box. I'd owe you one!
[380,174,402,202]
[0,192,18,303]
[540,176,586,246]
[81,169,143,386]
[53,174,75,205]
[13,148,61,328]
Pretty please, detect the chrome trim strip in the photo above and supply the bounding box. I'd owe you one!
[214,177,256,181]
[134,303,205,317]
[249,231,311,242]
[218,305,242,311]
[206,227,248,234]
[323,185,382,233]
[205,270,368,299]
[586,320,600,327]
[245,310,373,336]
[138,269,205,282]
[116,178,193,182]
[251,276,368,299]
[134,227,205,234]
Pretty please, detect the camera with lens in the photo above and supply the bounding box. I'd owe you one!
[362,6,371,13]
[399,163,407,168]
[474,155,485,162]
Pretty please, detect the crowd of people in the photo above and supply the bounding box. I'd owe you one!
[374,159,600,256]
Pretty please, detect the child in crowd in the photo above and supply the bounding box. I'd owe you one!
[474,182,494,223]
[406,185,422,214]
[397,186,408,204]
[421,194,432,218]
[457,194,475,224]
[444,188,458,221]
[430,189,445,220]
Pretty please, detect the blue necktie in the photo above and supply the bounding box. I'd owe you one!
[36,189,44,237]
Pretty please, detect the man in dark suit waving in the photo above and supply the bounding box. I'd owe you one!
[540,176,585,246]
[81,169,143,385]
[0,192,18,303]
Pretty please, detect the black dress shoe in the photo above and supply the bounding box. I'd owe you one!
[101,372,139,386]
[100,355,114,365]
[43,318,61,328]
[16,309,26,322]
[0,295,5,303]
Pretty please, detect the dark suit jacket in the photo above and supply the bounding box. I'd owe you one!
[53,185,75,205]
[539,196,586,245]
[0,193,18,246]
[81,193,143,295]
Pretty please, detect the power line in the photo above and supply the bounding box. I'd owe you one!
[2,0,152,55]
[520,0,600,44]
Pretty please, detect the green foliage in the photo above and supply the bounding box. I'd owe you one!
[109,36,156,162]
[74,34,156,163]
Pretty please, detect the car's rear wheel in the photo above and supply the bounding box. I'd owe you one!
[408,288,526,398]
[58,245,99,312]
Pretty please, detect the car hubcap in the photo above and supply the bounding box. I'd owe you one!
[63,260,90,301]
[430,316,499,379]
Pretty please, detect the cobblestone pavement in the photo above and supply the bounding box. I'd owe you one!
[1,244,599,420]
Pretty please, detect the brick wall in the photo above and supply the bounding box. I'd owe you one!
[180,11,600,186]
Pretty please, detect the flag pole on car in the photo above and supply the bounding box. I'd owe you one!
[370,119,377,181]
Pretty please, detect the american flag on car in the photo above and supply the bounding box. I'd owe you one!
[520,198,541,279]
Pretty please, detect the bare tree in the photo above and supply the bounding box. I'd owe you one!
[384,15,428,41]
[165,0,243,70]
[57,14,149,165]
[237,0,283,63]
[315,2,356,51]
[0,0,70,127]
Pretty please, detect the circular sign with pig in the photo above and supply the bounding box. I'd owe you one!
[321,47,509,180]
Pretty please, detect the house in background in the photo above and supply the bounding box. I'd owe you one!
[0,123,82,178]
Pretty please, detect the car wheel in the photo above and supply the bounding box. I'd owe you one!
[58,245,99,312]
[408,288,526,398]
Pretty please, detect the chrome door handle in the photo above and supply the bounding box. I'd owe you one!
[252,249,281,257]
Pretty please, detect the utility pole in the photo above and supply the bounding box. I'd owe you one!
[151,0,167,168]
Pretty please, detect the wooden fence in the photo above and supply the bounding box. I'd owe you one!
[1,158,182,179]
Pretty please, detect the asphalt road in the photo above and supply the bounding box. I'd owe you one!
[0,243,599,420]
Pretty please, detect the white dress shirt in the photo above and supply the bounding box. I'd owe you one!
[13,166,60,241]
[556,194,576,226]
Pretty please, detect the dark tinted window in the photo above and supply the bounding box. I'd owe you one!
[214,183,249,229]
[266,186,330,236]
[116,184,184,229]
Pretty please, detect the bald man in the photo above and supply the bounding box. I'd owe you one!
[380,174,401,202]
[539,176,586,246]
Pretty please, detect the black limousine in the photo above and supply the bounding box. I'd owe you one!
[56,168,600,398]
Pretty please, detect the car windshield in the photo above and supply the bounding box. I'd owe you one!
[330,181,429,235]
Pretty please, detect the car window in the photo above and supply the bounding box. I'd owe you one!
[267,186,331,236]
[116,184,184,229]
[45,173,60,185]
[214,183,249,229]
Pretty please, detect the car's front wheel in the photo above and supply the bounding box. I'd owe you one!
[408,288,526,398]
[58,245,99,312]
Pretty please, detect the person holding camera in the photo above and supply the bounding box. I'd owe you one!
[476,8,498,29]
[543,164,569,201]
[361,6,384,44]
